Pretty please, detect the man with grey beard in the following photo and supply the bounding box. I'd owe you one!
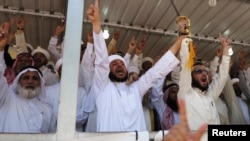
[0,25,53,133]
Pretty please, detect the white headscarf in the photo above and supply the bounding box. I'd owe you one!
[142,57,154,64]
[231,78,239,85]
[128,66,139,74]
[31,46,50,60]
[10,67,47,102]
[108,54,127,67]
[55,58,63,71]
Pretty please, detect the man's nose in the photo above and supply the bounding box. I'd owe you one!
[117,63,124,67]
[27,78,35,83]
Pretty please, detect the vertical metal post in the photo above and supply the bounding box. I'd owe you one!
[57,0,83,140]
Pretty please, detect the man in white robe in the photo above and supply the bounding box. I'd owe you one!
[46,58,90,132]
[178,34,230,131]
[86,0,183,132]
[31,47,59,86]
[46,33,96,132]
[0,35,53,133]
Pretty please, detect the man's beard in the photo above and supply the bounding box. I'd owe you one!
[17,85,40,99]
[109,72,128,82]
[192,76,208,92]
[166,98,178,112]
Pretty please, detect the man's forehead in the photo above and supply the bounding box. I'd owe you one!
[193,65,206,70]
[21,71,40,76]
[143,61,152,64]
[18,56,31,59]
[111,59,124,64]
[34,52,46,57]
[17,53,32,58]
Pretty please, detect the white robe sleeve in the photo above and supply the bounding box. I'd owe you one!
[79,42,95,91]
[239,70,250,100]
[151,78,165,121]
[48,36,63,61]
[151,78,164,103]
[210,56,220,76]
[129,54,139,68]
[0,51,11,106]
[222,76,248,124]
[171,64,181,85]
[209,55,230,99]
[136,50,179,98]
[107,38,117,55]
[91,31,110,97]
[15,32,28,53]
[178,38,192,98]
[123,53,131,67]
[42,68,59,86]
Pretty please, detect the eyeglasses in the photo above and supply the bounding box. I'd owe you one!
[193,68,208,74]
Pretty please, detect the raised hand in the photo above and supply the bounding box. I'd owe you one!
[87,32,94,43]
[216,48,223,58]
[139,36,147,48]
[127,36,137,55]
[7,31,15,44]
[218,33,230,56]
[239,50,245,61]
[87,0,101,33]
[54,24,65,37]
[16,16,27,30]
[113,29,121,41]
[0,22,10,51]
[135,37,146,56]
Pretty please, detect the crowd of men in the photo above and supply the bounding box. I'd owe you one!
[0,0,249,140]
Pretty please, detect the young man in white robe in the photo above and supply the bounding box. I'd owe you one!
[178,33,230,131]
[45,58,89,132]
[45,32,96,132]
[31,47,59,86]
[86,0,184,132]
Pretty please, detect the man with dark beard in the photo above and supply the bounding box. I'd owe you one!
[86,0,184,132]
[151,78,180,130]
[178,33,230,131]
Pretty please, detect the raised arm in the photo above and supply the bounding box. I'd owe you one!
[107,30,120,55]
[79,32,95,91]
[209,33,231,99]
[0,22,12,105]
[124,36,137,67]
[177,37,192,98]
[15,16,27,51]
[48,24,65,61]
[137,36,183,97]
[87,0,110,97]
[210,48,222,76]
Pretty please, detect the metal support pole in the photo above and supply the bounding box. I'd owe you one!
[57,0,83,140]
